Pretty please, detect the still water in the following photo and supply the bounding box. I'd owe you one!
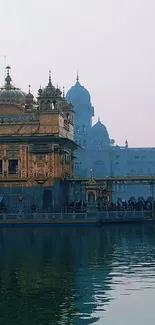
[0,225,155,324]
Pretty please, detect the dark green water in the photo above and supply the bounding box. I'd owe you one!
[0,225,155,324]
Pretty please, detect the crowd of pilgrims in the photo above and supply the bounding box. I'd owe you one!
[97,196,154,211]
[66,196,154,212]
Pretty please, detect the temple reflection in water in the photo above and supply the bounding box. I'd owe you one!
[0,225,154,324]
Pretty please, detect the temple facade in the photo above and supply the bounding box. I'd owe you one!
[0,66,77,211]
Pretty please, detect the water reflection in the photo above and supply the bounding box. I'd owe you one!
[0,225,155,324]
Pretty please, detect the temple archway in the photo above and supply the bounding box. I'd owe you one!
[88,192,95,203]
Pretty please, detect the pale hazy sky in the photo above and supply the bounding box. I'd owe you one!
[1,0,155,147]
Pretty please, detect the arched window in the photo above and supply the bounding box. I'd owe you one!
[51,100,56,110]
[51,102,55,110]
[47,101,51,110]
[88,192,95,203]
[41,101,46,110]
[66,113,70,120]
[65,154,69,164]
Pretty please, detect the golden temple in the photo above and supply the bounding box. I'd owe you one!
[0,66,77,189]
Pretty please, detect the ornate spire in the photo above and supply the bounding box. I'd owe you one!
[6,65,11,75]
[38,84,42,96]
[26,84,34,102]
[5,65,12,88]
[90,168,93,180]
[125,140,128,148]
[98,116,100,122]
[48,70,52,84]
[76,70,79,82]
[63,86,65,99]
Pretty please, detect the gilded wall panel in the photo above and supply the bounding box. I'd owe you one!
[20,145,28,178]
[0,126,20,135]
[28,153,35,178]
[6,151,19,159]
[18,125,39,135]
[0,105,25,116]
[47,154,54,178]
[36,155,46,177]
[39,125,59,134]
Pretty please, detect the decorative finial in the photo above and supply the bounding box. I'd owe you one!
[5,65,11,87]
[38,84,42,96]
[76,70,79,82]
[90,168,93,180]
[63,86,65,99]
[98,116,100,122]
[28,85,31,93]
[49,70,51,83]
[125,140,128,148]
[6,65,11,76]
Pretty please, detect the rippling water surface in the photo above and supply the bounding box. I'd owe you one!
[0,225,155,324]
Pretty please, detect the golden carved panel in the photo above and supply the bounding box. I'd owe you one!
[7,145,19,150]
[36,155,46,177]
[28,153,35,178]
[6,151,19,159]
[0,105,24,116]
[20,145,27,178]
[47,154,54,177]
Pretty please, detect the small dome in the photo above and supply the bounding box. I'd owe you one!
[25,85,34,102]
[66,74,91,105]
[42,83,57,97]
[0,66,25,105]
[39,71,62,98]
[92,120,108,133]
[91,120,110,147]
[0,88,25,104]
[91,120,109,136]
[25,92,33,100]
[87,178,96,186]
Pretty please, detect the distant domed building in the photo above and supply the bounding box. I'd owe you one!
[67,73,155,200]
[66,73,91,105]
[90,119,110,148]
[66,73,94,140]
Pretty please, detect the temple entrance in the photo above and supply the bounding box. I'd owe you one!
[43,189,53,211]
[88,192,95,203]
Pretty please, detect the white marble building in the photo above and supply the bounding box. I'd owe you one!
[66,76,155,201]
